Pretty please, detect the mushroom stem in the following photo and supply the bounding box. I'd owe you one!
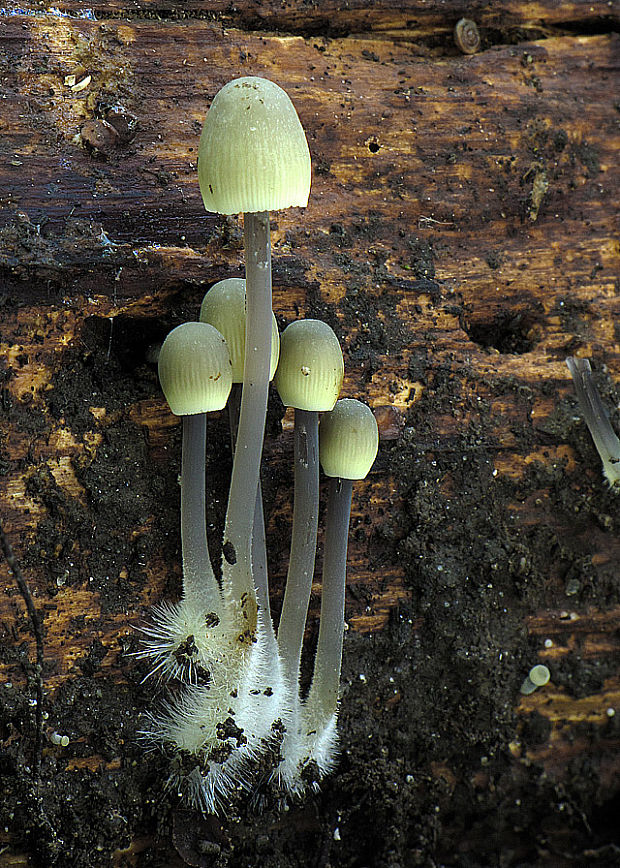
[566,357,620,489]
[181,413,219,609]
[277,408,320,683]
[307,476,353,725]
[227,383,276,652]
[222,210,272,606]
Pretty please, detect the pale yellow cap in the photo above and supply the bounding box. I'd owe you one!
[158,322,232,416]
[199,277,280,383]
[274,319,343,412]
[198,76,311,215]
[528,665,550,687]
[319,399,378,480]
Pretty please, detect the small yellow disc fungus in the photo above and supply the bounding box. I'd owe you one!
[520,664,551,695]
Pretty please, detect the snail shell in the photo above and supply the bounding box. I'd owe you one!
[454,18,480,55]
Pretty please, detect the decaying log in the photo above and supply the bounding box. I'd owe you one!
[0,2,618,865]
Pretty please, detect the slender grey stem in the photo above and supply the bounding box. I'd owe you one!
[251,491,278,655]
[566,357,620,488]
[227,383,275,648]
[181,414,219,609]
[277,409,320,684]
[308,477,353,723]
[222,211,272,604]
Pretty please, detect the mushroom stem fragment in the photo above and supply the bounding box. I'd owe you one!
[181,413,219,609]
[277,408,320,683]
[307,475,353,726]
[222,211,272,608]
[566,356,620,490]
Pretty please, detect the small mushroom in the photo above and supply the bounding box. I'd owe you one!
[274,319,344,688]
[277,399,378,792]
[141,321,232,680]
[520,664,550,696]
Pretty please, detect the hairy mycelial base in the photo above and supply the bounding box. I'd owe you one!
[137,588,259,682]
[139,604,289,814]
[136,597,231,683]
[273,698,339,797]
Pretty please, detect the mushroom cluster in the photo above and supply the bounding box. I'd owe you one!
[138,77,378,814]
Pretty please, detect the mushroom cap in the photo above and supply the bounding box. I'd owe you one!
[199,277,280,383]
[274,319,344,412]
[528,665,550,687]
[198,76,311,215]
[319,398,378,480]
[158,322,232,416]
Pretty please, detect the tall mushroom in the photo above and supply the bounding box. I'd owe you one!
[198,77,311,631]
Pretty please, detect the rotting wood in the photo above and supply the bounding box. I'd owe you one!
[26,1,620,36]
[0,6,619,866]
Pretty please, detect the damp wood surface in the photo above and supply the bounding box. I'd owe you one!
[0,3,619,867]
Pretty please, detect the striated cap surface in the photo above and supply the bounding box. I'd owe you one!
[198,76,311,215]
[199,277,280,382]
[274,319,343,412]
[158,321,232,416]
[319,398,379,480]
